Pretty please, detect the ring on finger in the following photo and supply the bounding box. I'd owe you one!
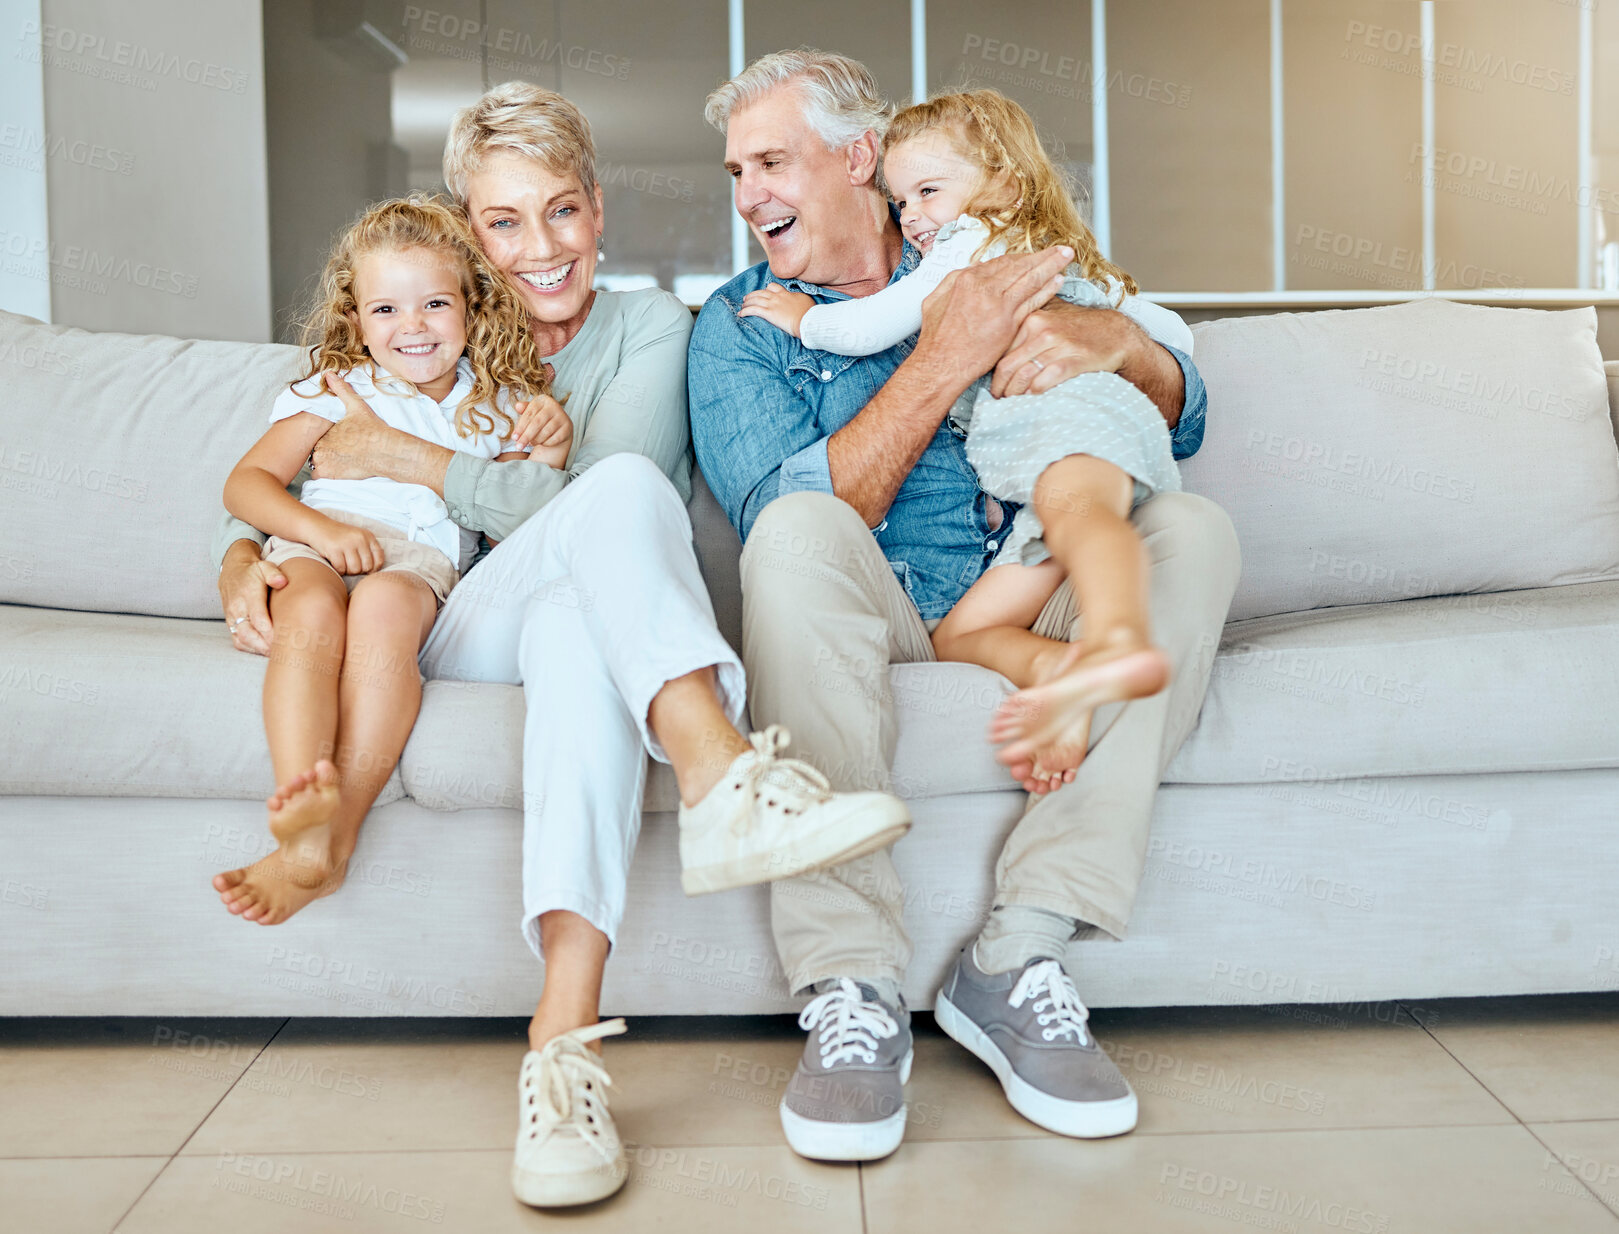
[1029,357,1045,373]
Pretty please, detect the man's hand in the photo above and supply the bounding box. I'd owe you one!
[218,539,286,656]
[311,373,454,493]
[825,245,1072,528]
[990,302,1186,424]
[991,303,1133,397]
[912,246,1073,389]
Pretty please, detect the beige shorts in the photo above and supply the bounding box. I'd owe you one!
[263,510,459,605]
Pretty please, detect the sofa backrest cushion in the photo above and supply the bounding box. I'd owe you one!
[1181,300,1619,621]
[0,310,302,618]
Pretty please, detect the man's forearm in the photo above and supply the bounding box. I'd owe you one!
[826,346,970,526]
[1119,332,1185,429]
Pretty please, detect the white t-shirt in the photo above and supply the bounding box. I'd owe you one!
[270,357,528,569]
[799,213,1194,359]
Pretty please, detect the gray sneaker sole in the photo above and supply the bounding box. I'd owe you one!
[778,1048,914,1162]
[682,801,912,896]
[935,990,1138,1138]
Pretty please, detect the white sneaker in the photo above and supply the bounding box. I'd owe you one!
[679,725,912,895]
[511,1019,628,1208]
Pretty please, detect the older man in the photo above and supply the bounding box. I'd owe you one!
[689,51,1240,1161]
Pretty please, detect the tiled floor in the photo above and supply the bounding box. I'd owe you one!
[4,995,1619,1232]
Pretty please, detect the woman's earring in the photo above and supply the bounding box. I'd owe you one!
[596,234,605,256]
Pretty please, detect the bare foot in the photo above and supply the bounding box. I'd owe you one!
[990,634,1170,779]
[213,761,346,925]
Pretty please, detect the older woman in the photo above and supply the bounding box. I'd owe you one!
[210,82,906,1208]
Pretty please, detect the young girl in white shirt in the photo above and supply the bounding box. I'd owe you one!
[217,195,569,923]
[739,89,1185,790]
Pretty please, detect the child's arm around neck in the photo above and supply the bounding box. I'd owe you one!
[797,216,989,357]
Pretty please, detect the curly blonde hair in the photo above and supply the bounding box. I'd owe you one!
[294,194,550,439]
[881,89,1138,298]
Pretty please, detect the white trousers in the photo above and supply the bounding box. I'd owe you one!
[417,453,746,957]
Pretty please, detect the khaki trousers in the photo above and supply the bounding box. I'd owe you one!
[739,490,1240,993]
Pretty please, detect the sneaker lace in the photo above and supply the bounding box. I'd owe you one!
[797,978,898,1066]
[520,1018,627,1161]
[730,725,832,835]
[1009,960,1092,1046]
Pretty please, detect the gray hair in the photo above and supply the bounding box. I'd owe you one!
[704,49,892,150]
[443,80,597,205]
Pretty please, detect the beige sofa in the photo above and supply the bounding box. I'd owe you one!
[2,299,1618,1017]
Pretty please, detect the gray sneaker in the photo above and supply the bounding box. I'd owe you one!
[780,978,912,1161]
[935,947,1137,1137]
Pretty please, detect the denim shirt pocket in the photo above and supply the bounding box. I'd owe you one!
[784,348,862,396]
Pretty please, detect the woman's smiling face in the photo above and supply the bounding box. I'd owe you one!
[464,151,603,330]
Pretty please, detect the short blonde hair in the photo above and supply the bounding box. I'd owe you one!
[705,49,891,150]
[442,80,597,204]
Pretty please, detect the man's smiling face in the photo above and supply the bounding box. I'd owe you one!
[724,85,879,287]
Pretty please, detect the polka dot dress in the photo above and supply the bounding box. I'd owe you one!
[963,367,1182,570]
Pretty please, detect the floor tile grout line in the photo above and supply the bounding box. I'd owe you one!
[107,1016,291,1234]
[147,1117,1539,1162]
[1405,1001,1619,1224]
[857,1161,869,1234]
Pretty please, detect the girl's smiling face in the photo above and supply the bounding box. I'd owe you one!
[883,128,1018,253]
[348,246,467,402]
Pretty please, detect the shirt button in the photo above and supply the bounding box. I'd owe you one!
[987,541,998,551]
[820,369,832,381]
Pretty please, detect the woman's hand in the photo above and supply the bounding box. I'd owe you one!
[218,539,286,656]
[737,284,816,337]
[311,373,455,494]
[512,393,574,468]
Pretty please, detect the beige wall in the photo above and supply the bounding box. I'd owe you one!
[1110,0,1272,293]
[40,0,271,341]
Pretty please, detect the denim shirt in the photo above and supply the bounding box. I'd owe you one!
[688,245,1208,621]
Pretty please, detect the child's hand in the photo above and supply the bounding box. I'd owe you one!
[514,393,573,469]
[738,284,815,337]
[308,517,383,576]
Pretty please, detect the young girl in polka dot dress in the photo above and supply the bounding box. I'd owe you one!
[739,89,1188,788]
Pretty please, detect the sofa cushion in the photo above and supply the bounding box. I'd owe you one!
[1183,300,1619,621]
[398,659,1020,814]
[0,604,403,806]
[1166,578,1619,785]
[0,310,302,619]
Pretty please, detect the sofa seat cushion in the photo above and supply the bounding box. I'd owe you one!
[0,605,403,805]
[398,659,1021,813]
[1167,579,1619,784]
